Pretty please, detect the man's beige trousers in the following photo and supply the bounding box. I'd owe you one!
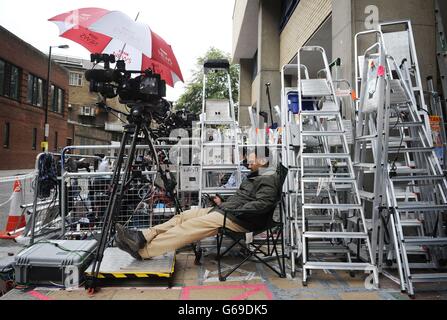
[138,207,247,259]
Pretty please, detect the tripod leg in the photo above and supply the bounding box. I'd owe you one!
[86,124,140,292]
[142,124,183,215]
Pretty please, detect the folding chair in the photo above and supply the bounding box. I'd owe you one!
[216,164,288,281]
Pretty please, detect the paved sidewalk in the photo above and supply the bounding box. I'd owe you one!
[1,249,446,300]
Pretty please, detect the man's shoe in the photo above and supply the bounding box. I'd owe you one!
[115,234,143,260]
[115,224,147,252]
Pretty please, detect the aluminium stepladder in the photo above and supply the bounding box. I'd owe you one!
[280,63,309,278]
[198,59,243,205]
[297,46,378,287]
[379,21,447,296]
[194,59,243,258]
[355,26,447,297]
[383,55,447,298]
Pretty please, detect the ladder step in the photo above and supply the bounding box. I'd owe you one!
[301,131,345,137]
[388,147,435,154]
[303,204,362,210]
[353,163,376,170]
[202,165,238,170]
[302,153,350,159]
[359,190,375,201]
[390,122,425,128]
[302,177,355,183]
[391,175,446,182]
[403,237,447,246]
[303,262,376,271]
[409,273,447,282]
[308,243,350,254]
[397,204,447,212]
[392,167,429,175]
[401,219,423,227]
[306,216,344,225]
[300,111,339,117]
[355,135,378,142]
[203,120,236,125]
[304,232,368,239]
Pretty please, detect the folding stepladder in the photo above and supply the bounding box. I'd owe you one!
[198,59,242,206]
[435,0,447,110]
[380,21,447,296]
[280,63,310,277]
[297,46,378,287]
[353,30,391,267]
[193,60,243,259]
[354,24,447,297]
[382,54,447,297]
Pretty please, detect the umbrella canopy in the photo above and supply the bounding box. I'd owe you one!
[49,7,184,87]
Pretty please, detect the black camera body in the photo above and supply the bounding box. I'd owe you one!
[85,53,166,104]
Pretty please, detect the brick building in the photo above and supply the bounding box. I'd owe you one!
[52,55,126,148]
[0,26,70,170]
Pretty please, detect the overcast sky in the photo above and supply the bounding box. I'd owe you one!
[0,0,235,101]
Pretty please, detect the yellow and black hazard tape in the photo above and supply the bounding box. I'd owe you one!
[92,272,173,279]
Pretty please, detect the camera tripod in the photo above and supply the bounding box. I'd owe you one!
[85,103,181,294]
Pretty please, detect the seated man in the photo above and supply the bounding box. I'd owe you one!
[115,148,279,260]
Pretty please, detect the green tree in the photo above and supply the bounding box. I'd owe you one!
[176,47,239,114]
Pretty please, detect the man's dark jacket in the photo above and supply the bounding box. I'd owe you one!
[212,167,280,231]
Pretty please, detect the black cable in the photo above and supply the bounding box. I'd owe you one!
[389,108,406,177]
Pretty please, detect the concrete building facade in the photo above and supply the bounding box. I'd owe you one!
[233,0,441,126]
[0,26,70,170]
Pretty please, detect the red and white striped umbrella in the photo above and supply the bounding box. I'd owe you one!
[49,7,184,87]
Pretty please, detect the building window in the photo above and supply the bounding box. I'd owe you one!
[27,74,45,107]
[0,59,21,100]
[0,60,4,96]
[32,128,37,150]
[280,0,300,32]
[69,72,83,86]
[50,85,65,114]
[3,122,10,149]
[54,131,58,152]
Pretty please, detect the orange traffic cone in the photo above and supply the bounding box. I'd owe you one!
[0,179,26,240]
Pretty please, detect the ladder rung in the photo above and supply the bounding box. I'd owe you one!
[401,219,423,227]
[391,175,446,182]
[302,153,350,159]
[303,204,362,210]
[306,216,344,224]
[359,190,375,201]
[397,204,447,212]
[303,262,376,271]
[302,177,355,183]
[300,111,339,117]
[353,163,376,170]
[304,232,368,239]
[203,143,236,147]
[388,147,434,154]
[390,122,425,128]
[403,237,447,246]
[203,120,235,125]
[355,135,378,142]
[301,131,345,137]
[409,273,447,282]
[308,243,350,254]
[392,167,429,175]
[202,165,238,170]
